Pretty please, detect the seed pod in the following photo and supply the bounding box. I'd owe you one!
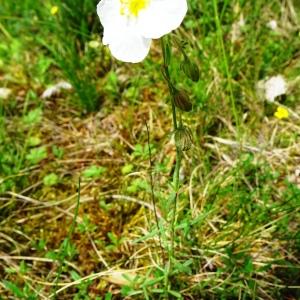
[174,126,193,151]
[181,58,200,82]
[173,89,192,112]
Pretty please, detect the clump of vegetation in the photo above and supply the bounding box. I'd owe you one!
[0,0,300,299]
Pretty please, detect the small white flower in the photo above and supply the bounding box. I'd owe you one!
[0,88,12,99]
[264,75,287,102]
[97,0,188,63]
[266,20,277,31]
[41,81,73,99]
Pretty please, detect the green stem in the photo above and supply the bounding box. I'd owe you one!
[161,49,177,130]
[161,37,182,294]
[171,150,181,258]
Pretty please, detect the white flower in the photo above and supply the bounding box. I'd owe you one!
[97,0,188,63]
[0,88,12,99]
[266,20,277,31]
[264,75,287,102]
[41,81,73,99]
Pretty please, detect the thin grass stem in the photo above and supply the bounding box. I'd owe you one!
[212,0,240,137]
[52,178,81,299]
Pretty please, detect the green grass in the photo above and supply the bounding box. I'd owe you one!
[0,0,300,299]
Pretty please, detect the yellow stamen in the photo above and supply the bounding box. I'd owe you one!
[120,0,150,17]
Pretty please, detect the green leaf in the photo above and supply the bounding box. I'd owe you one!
[121,164,134,175]
[52,145,64,159]
[173,259,193,275]
[107,232,118,245]
[23,108,42,125]
[35,239,46,251]
[43,173,59,186]
[127,178,149,194]
[19,261,27,274]
[36,56,52,76]
[104,292,112,300]
[45,250,58,260]
[244,256,254,274]
[77,215,96,233]
[131,144,156,159]
[4,267,16,274]
[168,290,183,299]
[26,146,47,165]
[151,288,165,294]
[132,144,144,158]
[121,285,134,297]
[3,280,23,298]
[60,240,77,260]
[27,136,41,147]
[70,270,81,281]
[82,165,106,179]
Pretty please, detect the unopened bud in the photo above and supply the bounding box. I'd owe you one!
[173,89,192,112]
[181,58,200,82]
[162,38,171,66]
[174,126,193,151]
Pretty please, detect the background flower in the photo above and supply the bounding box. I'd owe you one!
[264,75,287,102]
[274,106,289,119]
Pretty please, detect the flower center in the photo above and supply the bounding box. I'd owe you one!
[120,0,150,17]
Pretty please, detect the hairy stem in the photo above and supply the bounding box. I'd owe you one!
[161,37,182,291]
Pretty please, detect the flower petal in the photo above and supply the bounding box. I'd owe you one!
[264,75,287,102]
[137,0,188,39]
[97,0,152,63]
[97,0,121,29]
[104,25,152,63]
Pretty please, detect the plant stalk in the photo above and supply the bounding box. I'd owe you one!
[161,37,182,293]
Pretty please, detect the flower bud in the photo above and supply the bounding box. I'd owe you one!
[181,58,200,82]
[162,37,171,66]
[174,126,193,151]
[173,89,192,112]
